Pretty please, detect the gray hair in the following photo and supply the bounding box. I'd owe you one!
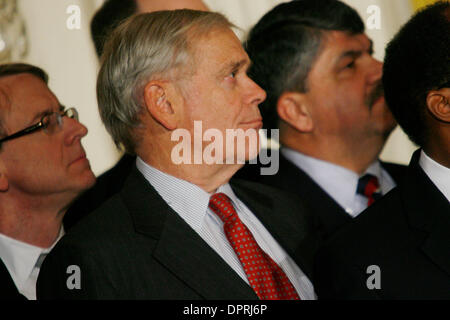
[97,9,233,154]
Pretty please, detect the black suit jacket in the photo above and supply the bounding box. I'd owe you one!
[236,152,406,242]
[63,154,136,230]
[37,166,317,299]
[313,150,450,299]
[0,260,27,300]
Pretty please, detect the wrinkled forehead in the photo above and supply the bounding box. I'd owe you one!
[0,73,58,125]
[186,26,247,71]
[0,77,15,121]
[320,30,370,54]
[311,30,370,69]
[0,73,54,107]
[0,85,11,111]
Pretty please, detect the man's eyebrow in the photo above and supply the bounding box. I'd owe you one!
[29,109,52,124]
[28,104,63,125]
[335,39,375,66]
[335,50,362,65]
[219,58,250,75]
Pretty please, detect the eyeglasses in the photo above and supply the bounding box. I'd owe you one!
[0,107,79,145]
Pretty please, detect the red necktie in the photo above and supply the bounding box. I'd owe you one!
[209,193,300,300]
[357,174,382,206]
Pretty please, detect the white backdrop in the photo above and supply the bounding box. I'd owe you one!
[17,0,417,175]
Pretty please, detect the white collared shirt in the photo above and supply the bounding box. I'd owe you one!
[419,150,450,203]
[0,227,64,300]
[281,148,397,217]
[136,157,316,299]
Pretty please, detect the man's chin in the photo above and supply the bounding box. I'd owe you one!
[77,170,96,190]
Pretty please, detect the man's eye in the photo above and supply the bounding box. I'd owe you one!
[228,70,237,78]
[345,61,355,69]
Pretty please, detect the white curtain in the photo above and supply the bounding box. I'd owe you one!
[16,0,417,175]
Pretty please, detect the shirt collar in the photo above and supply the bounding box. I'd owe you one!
[0,226,64,291]
[281,147,384,210]
[419,150,450,202]
[136,157,236,233]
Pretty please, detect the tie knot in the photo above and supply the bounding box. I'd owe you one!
[209,192,237,223]
[357,174,380,198]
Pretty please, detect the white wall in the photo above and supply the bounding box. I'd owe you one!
[18,0,119,175]
[16,0,417,175]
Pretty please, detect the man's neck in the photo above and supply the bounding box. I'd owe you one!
[136,131,246,192]
[424,137,450,168]
[138,153,241,193]
[281,132,384,175]
[0,195,66,248]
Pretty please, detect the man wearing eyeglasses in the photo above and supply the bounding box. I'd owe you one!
[0,63,96,300]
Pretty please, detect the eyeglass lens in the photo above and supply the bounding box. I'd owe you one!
[43,108,78,134]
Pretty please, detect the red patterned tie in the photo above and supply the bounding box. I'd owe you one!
[209,193,300,300]
[357,174,382,206]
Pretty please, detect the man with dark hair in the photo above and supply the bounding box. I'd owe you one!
[64,0,209,230]
[91,0,208,57]
[0,63,96,299]
[314,1,450,299]
[239,0,405,242]
[37,10,316,300]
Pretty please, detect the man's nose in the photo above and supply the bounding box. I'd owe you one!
[368,58,383,84]
[64,116,88,146]
[246,77,267,106]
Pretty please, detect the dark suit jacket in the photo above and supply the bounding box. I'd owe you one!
[63,154,136,229]
[313,150,450,299]
[236,152,406,242]
[0,259,27,300]
[1,155,136,300]
[37,166,317,299]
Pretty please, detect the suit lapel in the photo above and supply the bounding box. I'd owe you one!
[230,180,298,253]
[230,179,317,278]
[120,167,257,299]
[420,215,450,277]
[380,161,407,185]
[153,212,258,299]
[277,155,352,239]
[0,259,27,300]
[402,151,450,277]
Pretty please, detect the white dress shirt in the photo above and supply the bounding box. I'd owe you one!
[419,150,450,203]
[0,227,64,300]
[281,148,397,217]
[136,157,316,299]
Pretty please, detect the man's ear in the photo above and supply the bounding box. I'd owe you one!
[143,81,179,130]
[277,91,313,132]
[427,88,450,123]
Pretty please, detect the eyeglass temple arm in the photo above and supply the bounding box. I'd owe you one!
[0,122,44,144]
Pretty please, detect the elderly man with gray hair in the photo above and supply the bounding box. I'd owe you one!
[37,10,317,300]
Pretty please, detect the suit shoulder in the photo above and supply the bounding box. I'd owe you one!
[381,161,407,183]
[320,187,406,257]
[231,177,307,206]
[65,192,133,242]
